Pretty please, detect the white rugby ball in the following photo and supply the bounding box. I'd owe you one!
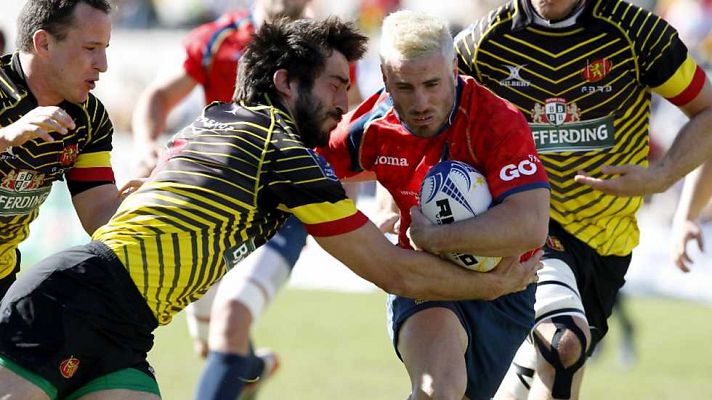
[419,160,501,272]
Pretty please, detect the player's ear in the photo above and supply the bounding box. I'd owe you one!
[452,56,458,79]
[32,30,50,56]
[273,69,293,98]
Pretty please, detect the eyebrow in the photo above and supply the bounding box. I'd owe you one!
[331,74,350,85]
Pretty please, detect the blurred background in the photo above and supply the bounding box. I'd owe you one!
[1,0,712,398]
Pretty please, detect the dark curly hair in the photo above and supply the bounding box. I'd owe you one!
[234,17,368,103]
[17,0,112,52]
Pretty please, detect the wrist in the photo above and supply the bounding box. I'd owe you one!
[651,162,676,193]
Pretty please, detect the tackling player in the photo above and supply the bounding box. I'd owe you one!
[0,17,540,400]
[130,2,314,399]
[455,0,712,398]
[0,0,123,299]
[319,10,550,400]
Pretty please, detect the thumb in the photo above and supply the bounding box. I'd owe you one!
[410,206,428,223]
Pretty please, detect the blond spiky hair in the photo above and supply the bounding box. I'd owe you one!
[379,10,455,64]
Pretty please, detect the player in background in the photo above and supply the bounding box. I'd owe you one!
[455,0,712,398]
[0,0,125,299]
[130,1,314,398]
[319,10,550,400]
[672,154,712,271]
[0,17,541,400]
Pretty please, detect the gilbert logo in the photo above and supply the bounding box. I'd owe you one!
[500,65,530,87]
[60,356,80,378]
[374,155,409,167]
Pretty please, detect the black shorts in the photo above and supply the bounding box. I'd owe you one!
[0,241,159,398]
[0,249,21,299]
[543,220,631,352]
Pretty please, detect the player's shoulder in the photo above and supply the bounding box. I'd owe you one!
[184,10,253,45]
[590,0,667,37]
[455,1,516,46]
[460,76,517,113]
[458,76,527,133]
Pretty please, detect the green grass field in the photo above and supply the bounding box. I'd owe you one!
[149,289,712,399]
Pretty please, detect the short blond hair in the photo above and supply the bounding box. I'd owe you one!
[380,10,455,64]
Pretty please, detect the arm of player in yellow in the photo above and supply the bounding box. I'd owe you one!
[313,219,541,301]
[576,79,712,196]
[72,183,121,235]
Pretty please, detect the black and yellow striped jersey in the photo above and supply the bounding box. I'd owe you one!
[0,53,115,279]
[456,0,706,256]
[93,99,367,325]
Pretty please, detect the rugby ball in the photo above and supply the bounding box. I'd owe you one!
[419,160,501,272]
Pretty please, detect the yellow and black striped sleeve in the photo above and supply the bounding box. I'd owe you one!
[264,138,367,237]
[616,2,707,105]
[66,94,115,195]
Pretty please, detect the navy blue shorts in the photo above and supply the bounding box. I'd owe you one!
[387,285,535,400]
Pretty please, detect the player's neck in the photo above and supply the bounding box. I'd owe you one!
[530,0,585,24]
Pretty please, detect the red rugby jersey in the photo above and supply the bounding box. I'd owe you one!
[321,75,550,248]
[183,11,255,103]
[182,12,359,104]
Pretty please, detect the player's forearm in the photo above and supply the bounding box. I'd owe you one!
[422,189,549,256]
[388,249,507,300]
[674,162,712,223]
[654,107,712,192]
[132,88,172,145]
[316,222,507,300]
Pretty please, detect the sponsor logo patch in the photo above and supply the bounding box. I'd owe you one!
[307,149,338,181]
[224,239,257,271]
[530,100,614,153]
[499,157,539,182]
[0,170,53,216]
[532,98,581,126]
[374,155,409,167]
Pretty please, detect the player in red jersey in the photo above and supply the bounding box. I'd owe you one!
[319,10,550,400]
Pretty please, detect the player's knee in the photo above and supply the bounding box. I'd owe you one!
[553,330,587,368]
[532,316,589,399]
[410,370,467,400]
